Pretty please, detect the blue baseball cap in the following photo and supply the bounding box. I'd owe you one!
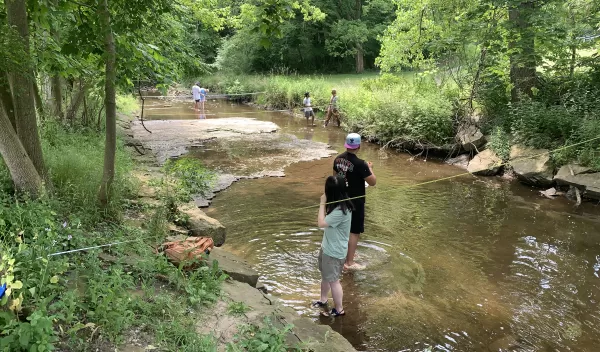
[344,133,361,149]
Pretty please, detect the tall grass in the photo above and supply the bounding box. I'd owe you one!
[41,120,135,223]
[197,73,458,148]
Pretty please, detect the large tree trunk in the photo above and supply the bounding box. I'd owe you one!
[0,70,16,130]
[98,0,117,206]
[5,0,48,181]
[33,79,44,115]
[508,1,536,102]
[355,45,364,73]
[66,80,86,122]
[0,99,44,196]
[51,75,63,119]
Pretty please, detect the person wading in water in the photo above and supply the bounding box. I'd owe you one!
[333,133,376,270]
[313,175,354,317]
[303,92,316,126]
[192,82,208,111]
[324,89,340,127]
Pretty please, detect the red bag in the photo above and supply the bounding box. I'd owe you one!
[159,237,214,268]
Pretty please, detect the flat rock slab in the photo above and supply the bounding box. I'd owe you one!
[197,280,357,352]
[131,118,279,163]
[209,247,259,287]
[554,165,600,200]
[509,145,554,187]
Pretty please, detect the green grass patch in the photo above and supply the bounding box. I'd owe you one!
[196,72,456,148]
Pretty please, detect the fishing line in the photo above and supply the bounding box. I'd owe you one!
[219,135,600,227]
[42,135,600,258]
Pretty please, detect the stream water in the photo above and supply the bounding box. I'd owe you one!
[144,98,600,352]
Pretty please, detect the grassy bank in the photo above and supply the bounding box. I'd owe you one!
[196,73,600,169]
[198,73,458,149]
[0,96,297,351]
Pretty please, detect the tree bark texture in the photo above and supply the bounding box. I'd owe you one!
[98,0,117,206]
[5,0,48,181]
[33,79,44,115]
[51,75,64,119]
[0,70,16,130]
[0,99,44,196]
[66,80,86,122]
[355,46,364,73]
[508,1,536,102]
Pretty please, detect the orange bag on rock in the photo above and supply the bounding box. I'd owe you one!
[159,236,214,268]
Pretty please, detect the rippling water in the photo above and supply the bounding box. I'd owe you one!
[145,99,600,352]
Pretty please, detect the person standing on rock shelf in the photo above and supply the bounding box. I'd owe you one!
[192,82,209,111]
[313,175,354,317]
[324,89,340,127]
[303,92,316,126]
[333,133,376,271]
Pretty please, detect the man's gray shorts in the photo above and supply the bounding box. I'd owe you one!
[318,249,345,282]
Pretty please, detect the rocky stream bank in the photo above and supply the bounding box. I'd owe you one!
[448,121,600,204]
[124,115,355,351]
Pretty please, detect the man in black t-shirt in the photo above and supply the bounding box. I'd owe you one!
[333,133,377,270]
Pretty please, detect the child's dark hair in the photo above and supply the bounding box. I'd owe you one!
[305,92,310,97]
[324,175,354,215]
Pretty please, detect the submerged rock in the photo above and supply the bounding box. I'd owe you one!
[554,164,600,200]
[467,149,502,176]
[456,123,486,152]
[445,154,471,170]
[181,205,226,246]
[488,335,518,351]
[509,145,554,187]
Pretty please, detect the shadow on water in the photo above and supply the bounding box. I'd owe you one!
[145,99,600,352]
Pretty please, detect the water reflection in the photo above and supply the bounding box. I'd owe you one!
[145,101,600,352]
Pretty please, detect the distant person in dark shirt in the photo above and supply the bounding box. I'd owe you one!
[333,133,376,270]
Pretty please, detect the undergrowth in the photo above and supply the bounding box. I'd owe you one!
[0,114,228,350]
[197,73,457,148]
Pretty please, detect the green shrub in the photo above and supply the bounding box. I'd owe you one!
[226,317,300,352]
[487,127,511,161]
[227,301,251,316]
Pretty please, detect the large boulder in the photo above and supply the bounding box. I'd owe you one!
[456,123,486,152]
[181,205,226,246]
[554,164,600,200]
[509,145,555,187]
[208,248,259,287]
[467,149,502,176]
[445,154,470,170]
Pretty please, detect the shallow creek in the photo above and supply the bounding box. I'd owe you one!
[144,98,600,352]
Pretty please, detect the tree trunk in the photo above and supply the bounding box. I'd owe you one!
[569,45,576,78]
[33,79,44,115]
[355,45,364,73]
[51,75,63,119]
[5,0,48,181]
[66,80,86,122]
[0,99,44,196]
[508,1,536,102]
[98,0,117,206]
[0,70,16,130]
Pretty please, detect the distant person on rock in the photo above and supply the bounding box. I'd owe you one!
[192,82,208,111]
[333,133,376,271]
[303,92,315,126]
[313,175,354,317]
[324,89,340,127]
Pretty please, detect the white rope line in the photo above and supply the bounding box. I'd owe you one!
[140,92,266,99]
[42,239,140,258]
